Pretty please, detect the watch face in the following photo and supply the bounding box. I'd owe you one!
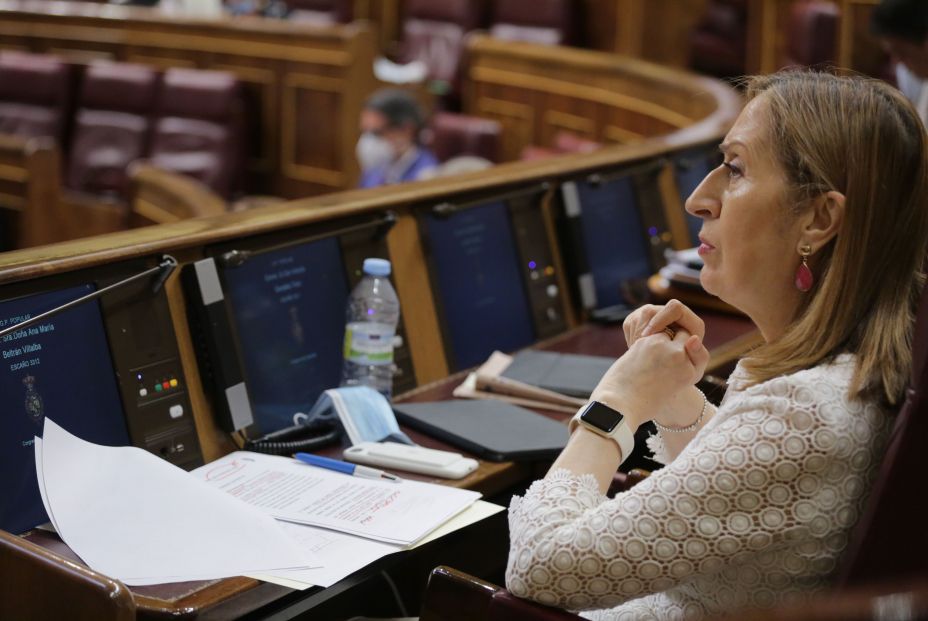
[580,401,624,433]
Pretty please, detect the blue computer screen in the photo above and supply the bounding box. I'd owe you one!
[575,176,652,308]
[0,285,129,534]
[222,237,349,434]
[674,151,715,246]
[425,202,535,370]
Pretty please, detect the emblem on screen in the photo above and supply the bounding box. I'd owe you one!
[22,374,45,426]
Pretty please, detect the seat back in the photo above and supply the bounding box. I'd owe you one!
[0,529,136,621]
[782,1,839,69]
[688,0,748,78]
[148,68,244,200]
[0,51,72,144]
[837,280,928,587]
[287,0,352,24]
[400,0,485,87]
[428,112,501,163]
[66,61,158,198]
[489,0,576,46]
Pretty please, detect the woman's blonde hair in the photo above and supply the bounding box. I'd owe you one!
[739,71,928,406]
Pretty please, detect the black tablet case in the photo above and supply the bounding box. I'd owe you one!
[392,400,568,462]
[501,350,614,398]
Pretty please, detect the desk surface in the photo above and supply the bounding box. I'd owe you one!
[20,315,756,621]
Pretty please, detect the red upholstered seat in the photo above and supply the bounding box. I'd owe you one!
[287,0,352,24]
[689,0,748,78]
[837,272,928,586]
[519,131,601,161]
[399,0,485,95]
[65,61,158,198]
[148,68,244,199]
[781,1,840,69]
[489,0,576,46]
[428,112,501,163]
[0,52,72,145]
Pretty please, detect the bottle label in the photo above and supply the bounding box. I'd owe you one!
[344,322,395,365]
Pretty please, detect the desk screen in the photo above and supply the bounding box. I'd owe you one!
[0,285,129,534]
[575,176,652,308]
[425,202,535,370]
[222,237,349,435]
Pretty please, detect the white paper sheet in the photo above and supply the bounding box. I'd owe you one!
[37,419,320,585]
[33,437,61,533]
[249,500,506,589]
[194,452,481,545]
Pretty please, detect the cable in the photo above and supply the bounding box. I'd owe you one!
[242,419,342,455]
[380,570,409,618]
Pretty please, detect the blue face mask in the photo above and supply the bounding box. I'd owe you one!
[296,386,412,446]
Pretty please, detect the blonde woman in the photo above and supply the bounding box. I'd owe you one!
[507,72,928,619]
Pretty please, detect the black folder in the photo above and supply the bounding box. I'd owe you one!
[501,350,614,398]
[392,400,568,462]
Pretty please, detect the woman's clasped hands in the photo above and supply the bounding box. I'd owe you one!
[590,300,711,431]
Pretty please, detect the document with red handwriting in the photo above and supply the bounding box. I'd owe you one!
[193,451,480,545]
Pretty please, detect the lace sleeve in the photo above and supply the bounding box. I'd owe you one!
[506,369,888,613]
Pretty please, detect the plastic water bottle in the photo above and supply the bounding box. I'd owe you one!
[341,258,400,399]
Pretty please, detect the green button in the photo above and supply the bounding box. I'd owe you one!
[154,384,163,392]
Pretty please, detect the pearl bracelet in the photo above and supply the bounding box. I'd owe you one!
[653,389,709,433]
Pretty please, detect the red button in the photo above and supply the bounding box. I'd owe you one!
[162,382,170,390]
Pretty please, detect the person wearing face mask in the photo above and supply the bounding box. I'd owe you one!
[871,0,928,123]
[357,89,438,188]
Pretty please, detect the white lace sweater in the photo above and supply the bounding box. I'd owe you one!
[506,355,892,620]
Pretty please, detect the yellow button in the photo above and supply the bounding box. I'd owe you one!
[169,379,178,388]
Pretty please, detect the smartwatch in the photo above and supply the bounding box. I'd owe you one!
[571,401,635,462]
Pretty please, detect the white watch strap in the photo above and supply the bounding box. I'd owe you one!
[571,407,635,464]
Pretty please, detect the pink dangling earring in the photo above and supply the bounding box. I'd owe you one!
[795,244,813,292]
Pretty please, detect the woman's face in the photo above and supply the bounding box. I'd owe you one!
[685,96,805,337]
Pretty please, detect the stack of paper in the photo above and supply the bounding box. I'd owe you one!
[34,419,502,591]
[192,451,501,590]
[193,451,480,546]
[35,419,319,586]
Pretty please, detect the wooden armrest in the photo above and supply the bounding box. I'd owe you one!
[608,468,650,496]
[421,566,583,621]
[0,529,136,621]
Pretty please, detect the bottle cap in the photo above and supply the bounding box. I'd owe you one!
[363,258,392,277]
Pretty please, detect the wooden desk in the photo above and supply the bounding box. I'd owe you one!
[15,314,755,620]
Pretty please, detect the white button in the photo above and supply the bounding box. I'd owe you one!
[139,388,148,397]
[547,307,559,321]
[546,284,559,298]
[169,405,184,419]
[530,271,540,280]
[393,335,404,348]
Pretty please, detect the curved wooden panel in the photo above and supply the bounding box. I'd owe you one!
[127,162,228,228]
[462,34,741,160]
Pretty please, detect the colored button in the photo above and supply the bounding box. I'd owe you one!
[154,384,163,392]
[139,388,148,397]
[169,379,178,388]
[161,382,170,390]
[169,405,184,419]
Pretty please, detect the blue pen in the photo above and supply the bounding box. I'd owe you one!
[294,452,401,482]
